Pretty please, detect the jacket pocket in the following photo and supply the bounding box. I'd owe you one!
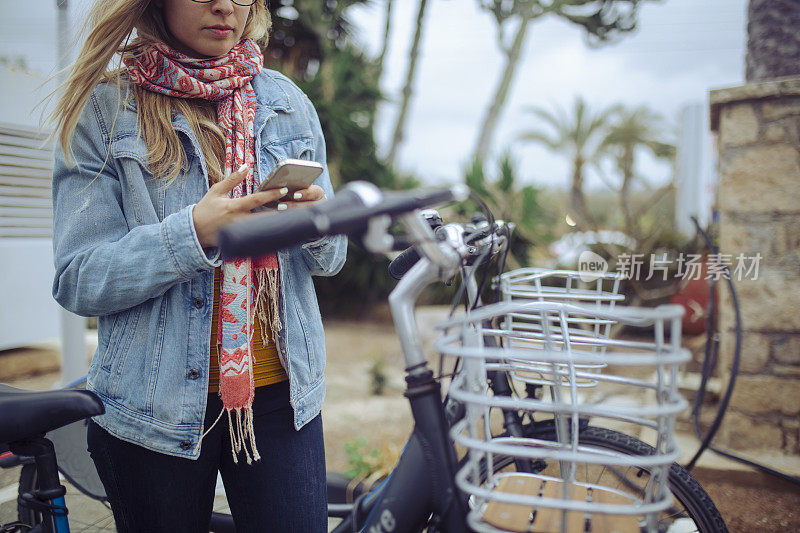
[292,301,319,379]
[293,277,325,379]
[112,134,195,223]
[99,307,141,380]
[100,312,125,372]
[261,136,315,175]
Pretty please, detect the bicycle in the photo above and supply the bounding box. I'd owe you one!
[1,181,726,532]
[219,181,726,532]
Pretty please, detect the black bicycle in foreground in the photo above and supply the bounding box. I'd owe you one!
[1,182,725,532]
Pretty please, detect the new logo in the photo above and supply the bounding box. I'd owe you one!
[578,250,608,282]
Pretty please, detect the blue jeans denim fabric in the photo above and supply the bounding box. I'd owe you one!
[87,381,327,532]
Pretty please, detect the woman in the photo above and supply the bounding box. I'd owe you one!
[50,1,346,531]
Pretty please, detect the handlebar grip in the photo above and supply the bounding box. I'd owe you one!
[218,188,366,258]
[387,210,447,279]
[218,182,468,259]
[388,247,421,280]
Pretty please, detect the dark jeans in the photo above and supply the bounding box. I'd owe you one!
[87,381,326,533]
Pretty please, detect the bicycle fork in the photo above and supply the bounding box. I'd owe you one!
[341,246,469,532]
[337,368,469,533]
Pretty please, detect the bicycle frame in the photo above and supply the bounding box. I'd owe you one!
[330,214,620,532]
[331,213,538,532]
[333,251,470,532]
[6,438,71,533]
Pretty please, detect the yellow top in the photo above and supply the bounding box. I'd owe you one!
[208,268,287,393]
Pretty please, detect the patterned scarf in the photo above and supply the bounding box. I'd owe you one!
[123,38,280,464]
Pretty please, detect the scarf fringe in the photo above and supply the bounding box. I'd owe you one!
[254,268,282,346]
[192,405,226,456]
[226,407,261,465]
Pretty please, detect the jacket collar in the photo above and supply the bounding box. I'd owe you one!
[252,71,293,113]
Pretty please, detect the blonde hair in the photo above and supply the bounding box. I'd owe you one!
[52,0,271,183]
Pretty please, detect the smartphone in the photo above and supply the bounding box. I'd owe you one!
[256,159,323,194]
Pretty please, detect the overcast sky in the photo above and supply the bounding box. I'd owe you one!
[350,0,747,189]
[0,0,747,190]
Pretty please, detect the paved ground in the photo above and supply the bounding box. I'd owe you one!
[2,313,800,531]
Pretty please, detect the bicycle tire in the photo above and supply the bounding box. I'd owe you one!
[486,426,727,533]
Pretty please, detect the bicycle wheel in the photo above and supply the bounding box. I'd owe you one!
[484,426,727,533]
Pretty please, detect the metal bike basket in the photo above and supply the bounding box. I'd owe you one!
[435,302,689,533]
[493,269,626,388]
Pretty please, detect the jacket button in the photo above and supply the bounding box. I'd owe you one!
[188,368,200,380]
[180,440,192,450]
[193,297,204,309]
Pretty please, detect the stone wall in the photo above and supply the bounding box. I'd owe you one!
[710,76,800,454]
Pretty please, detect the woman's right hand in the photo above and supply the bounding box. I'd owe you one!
[193,165,288,248]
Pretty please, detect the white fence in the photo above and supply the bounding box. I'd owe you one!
[0,122,87,384]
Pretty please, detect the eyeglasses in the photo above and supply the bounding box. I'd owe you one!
[190,0,258,6]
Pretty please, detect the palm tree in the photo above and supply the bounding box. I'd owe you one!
[369,0,396,133]
[471,0,660,166]
[385,0,430,167]
[599,107,675,240]
[746,0,800,81]
[375,0,396,82]
[517,97,617,229]
[267,1,371,98]
[471,1,545,164]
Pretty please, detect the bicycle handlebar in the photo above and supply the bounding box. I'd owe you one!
[218,182,468,259]
[388,220,507,280]
[388,247,422,280]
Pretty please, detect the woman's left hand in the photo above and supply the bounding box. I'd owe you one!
[276,184,326,211]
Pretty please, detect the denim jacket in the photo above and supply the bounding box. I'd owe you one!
[51,70,347,459]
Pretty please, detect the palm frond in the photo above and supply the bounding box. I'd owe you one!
[498,153,515,193]
[517,130,561,150]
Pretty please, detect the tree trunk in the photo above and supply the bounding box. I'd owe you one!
[369,0,395,134]
[471,12,533,164]
[318,54,341,187]
[569,157,591,229]
[746,0,800,81]
[619,145,636,238]
[385,0,429,167]
[376,0,394,88]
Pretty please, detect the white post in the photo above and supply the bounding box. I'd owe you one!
[59,310,88,386]
[55,0,88,386]
[56,0,71,75]
[674,103,717,237]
